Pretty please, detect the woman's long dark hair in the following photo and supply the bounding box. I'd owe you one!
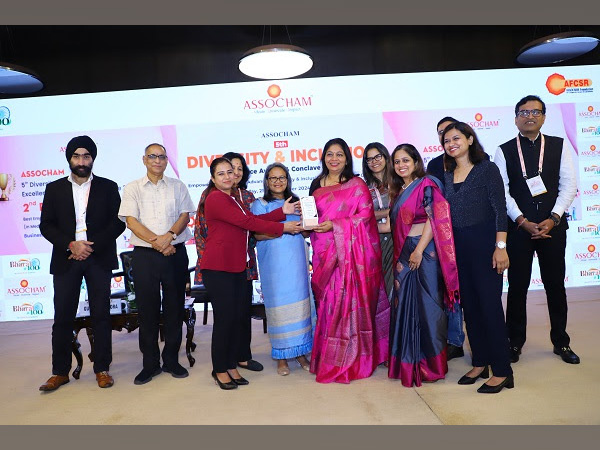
[362,141,390,190]
[222,151,250,190]
[389,143,426,202]
[262,162,299,203]
[441,122,486,172]
[198,157,233,214]
[313,137,355,187]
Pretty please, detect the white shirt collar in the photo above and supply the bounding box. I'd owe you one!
[67,172,93,186]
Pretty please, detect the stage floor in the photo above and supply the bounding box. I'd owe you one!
[0,287,598,425]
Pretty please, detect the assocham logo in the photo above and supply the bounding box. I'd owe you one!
[243,84,313,112]
[580,144,598,157]
[468,112,500,130]
[574,244,600,262]
[6,279,47,296]
[546,73,593,96]
[582,183,600,197]
[579,105,600,119]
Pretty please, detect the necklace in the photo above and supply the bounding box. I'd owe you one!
[401,178,416,190]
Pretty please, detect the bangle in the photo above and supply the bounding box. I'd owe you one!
[517,218,527,228]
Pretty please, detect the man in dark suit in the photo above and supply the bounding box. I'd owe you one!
[495,95,578,364]
[39,135,126,391]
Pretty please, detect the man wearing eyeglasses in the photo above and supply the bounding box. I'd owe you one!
[494,95,578,365]
[119,143,196,385]
[39,135,126,392]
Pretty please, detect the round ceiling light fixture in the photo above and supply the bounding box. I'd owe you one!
[516,31,599,65]
[0,62,44,94]
[239,44,313,80]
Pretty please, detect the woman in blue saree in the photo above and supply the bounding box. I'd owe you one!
[251,163,313,376]
[386,144,460,387]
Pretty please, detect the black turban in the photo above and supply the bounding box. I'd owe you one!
[65,135,97,161]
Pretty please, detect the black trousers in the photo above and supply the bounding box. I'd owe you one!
[506,227,569,348]
[237,279,254,362]
[201,269,247,372]
[133,244,188,370]
[454,222,512,377]
[52,254,112,375]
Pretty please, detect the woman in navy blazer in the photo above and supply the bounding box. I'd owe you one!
[199,157,303,389]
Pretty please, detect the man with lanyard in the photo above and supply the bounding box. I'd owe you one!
[119,143,196,384]
[39,135,125,391]
[494,95,578,364]
[426,116,466,361]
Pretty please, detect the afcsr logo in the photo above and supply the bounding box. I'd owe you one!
[468,112,500,130]
[579,105,600,119]
[243,84,313,111]
[574,244,600,262]
[546,73,593,95]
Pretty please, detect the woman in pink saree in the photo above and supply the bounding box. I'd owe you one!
[308,138,390,383]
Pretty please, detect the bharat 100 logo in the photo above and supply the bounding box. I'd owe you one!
[546,73,593,95]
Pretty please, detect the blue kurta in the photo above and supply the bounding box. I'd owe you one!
[251,198,314,359]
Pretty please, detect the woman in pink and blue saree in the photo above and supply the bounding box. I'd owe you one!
[386,144,460,387]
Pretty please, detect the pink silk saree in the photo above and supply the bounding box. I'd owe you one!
[310,177,390,383]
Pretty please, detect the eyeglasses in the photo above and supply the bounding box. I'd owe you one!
[365,154,384,164]
[267,176,287,183]
[145,154,168,161]
[72,153,92,161]
[516,109,544,118]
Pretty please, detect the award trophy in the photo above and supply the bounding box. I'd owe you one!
[300,196,319,229]
[0,173,11,201]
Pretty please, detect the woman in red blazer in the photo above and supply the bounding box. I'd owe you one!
[199,157,303,389]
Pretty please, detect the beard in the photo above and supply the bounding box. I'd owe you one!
[70,162,93,178]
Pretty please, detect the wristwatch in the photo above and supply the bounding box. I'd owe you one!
[495,241,506,249]
[168,231,177,240]
[549,213,561,226]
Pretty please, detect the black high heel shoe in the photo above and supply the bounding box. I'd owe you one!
[477,374,514,394]
[457,366,489,385]
[227,370,249,386]
[211,371,237,390]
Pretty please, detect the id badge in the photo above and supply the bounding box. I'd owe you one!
[526,175,547,197]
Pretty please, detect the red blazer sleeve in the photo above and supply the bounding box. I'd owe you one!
[206,190,285,236]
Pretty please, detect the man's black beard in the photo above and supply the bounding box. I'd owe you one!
[70,164,92,178]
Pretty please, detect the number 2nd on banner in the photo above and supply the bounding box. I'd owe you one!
[23,201,43,213]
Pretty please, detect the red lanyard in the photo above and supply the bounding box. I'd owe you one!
[516,134,545,179]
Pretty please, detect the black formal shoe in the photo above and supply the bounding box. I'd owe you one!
[447,344,465,361]
[237,359,264,371]
[227,370,249,386]
[162,363,189,378]
[553,346,580,364]
[457,366,489,385]
[134,367,162,385]
[477,374,515,394]
[211,371,238,390]
[509,346,521,363]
